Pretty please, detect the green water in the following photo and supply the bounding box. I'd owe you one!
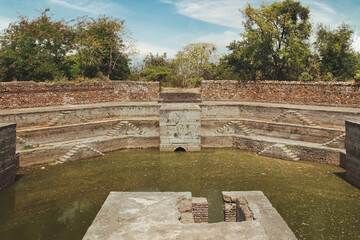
[0,148,359,240]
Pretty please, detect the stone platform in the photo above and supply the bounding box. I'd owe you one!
[83,191,296,240]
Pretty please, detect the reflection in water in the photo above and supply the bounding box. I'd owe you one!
[57,201,91,224]
[0,148,358,240]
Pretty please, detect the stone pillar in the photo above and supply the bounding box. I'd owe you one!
[159,104,201,152]
[345,120,360,188]
[0,124,19,190]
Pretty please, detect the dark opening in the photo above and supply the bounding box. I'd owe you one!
[174,147,186,152]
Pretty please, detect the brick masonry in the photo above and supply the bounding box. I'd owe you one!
[201,80,360,107]
[0,124,18,190]
[192,197,209,223]
[345,120,360,188]
[0,81,159,109]
[2,80,360,109]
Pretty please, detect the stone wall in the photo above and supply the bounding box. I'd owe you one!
[0,124,18,190]
[0,81,159,109]
[159,104,201,152]
[201,80,360,107]
[345,120,360,188]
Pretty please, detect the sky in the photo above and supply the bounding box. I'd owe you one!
[1,0,360,61]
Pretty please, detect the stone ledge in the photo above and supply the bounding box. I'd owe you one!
[83,191,296,240]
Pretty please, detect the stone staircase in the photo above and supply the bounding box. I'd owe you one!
[271,110,316,126]
[47,111,88,126]
[16,136,35,149]
[323,133,346,148]
[106,121,126,137]
[57,144,104,164]
[127,122,144,135]
[216,121,255,136]
[258,143,300,161]
[232,121,255,136]
[216,122,234,134]
[106,121,144,137]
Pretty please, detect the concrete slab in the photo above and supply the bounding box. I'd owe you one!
[83,191,296,240]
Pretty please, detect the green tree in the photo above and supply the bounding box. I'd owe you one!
[174,43,217,87]
[140,66,172,82]
[0,9,75,81]
[225,0,312,80]
[315,23,359,80]
[143,53,170,68]
[139,53,173,84]
[73,16,131,80]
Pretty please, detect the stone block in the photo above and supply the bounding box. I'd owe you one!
[0,124,18,190]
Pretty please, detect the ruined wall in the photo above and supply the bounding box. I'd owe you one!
[201,80,360,107]
[346,120,360,188]
[0,124,18,190]
[0,81,159,109]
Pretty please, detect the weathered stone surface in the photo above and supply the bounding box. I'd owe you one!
[223,191,297,240]
[345,120,360,188]
[19,135,159,167]
[160,104,201,152]
[0,124,18,190]
[202,80,360,107]
[159,92,201,103]
[0,81,159,109]
[83,191,296,240]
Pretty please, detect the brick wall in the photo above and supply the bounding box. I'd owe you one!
[0,81,159,109]
[0,124,18,190]
[192,198,208,223]
[201,80,360,107]
[346,120,360,188]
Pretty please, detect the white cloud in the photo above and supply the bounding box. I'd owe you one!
[0,16,12,31]
[49,0,128,15]
[353,35,360,53]
[163,0,261,29]
[136,41,177,58]
[160,0,342,31]
[195,31,241,53]
[159,0,173,3]
[305,1,338,26]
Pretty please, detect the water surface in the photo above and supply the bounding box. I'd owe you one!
[0,148,359,239]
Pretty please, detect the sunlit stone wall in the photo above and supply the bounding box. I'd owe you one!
[159,104,201,152]
[202,80,360,107]
[0,81,159,109]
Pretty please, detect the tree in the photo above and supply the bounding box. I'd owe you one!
[143,53,170,68]
[139,53,173,84]
[225,0,312,80]
[315,23,359,80]
[174,43,217,87]
[0,9,75,81]
[73,16,131,80]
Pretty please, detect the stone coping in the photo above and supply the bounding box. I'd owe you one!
[1,101,359,116]
[160,103,201,111]
[202,80,360,86]
[83,191,296,240]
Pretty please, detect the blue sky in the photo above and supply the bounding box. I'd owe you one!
[1,0,360,60]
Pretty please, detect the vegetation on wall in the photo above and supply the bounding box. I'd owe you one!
[1,0,360,85]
